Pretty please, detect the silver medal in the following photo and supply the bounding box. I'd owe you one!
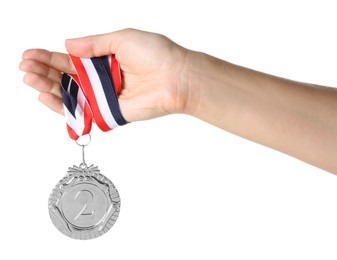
[48,136,120,240]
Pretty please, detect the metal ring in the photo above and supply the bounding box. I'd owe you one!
[75,134,91,147]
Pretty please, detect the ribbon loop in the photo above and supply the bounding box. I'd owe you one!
[61,55,127,140]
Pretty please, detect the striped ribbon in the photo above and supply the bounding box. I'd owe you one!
[61,55,127,140]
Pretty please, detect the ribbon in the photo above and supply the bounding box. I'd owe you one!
[61,55,127,140]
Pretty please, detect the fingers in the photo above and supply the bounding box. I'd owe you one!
[20,49,74,99]
[23,72,62,98]
[20,59,61,82]
[38,92,64,115]
[22,49,76,74]
[65,28,135,57]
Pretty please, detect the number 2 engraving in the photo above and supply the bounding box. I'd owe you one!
[74,190,95,221]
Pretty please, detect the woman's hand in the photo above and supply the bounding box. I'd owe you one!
[20,28,192,122]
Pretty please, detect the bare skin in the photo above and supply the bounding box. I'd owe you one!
[19,28,337,174]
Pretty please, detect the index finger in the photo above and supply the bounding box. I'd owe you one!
[22,49,76,75]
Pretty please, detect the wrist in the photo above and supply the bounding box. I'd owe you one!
[178,51,237,125]
[178,51,223,118]
[175,50,204,116]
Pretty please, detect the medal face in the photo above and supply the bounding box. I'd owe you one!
[48,164,120,240]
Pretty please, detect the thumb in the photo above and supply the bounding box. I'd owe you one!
[65,29,127,58]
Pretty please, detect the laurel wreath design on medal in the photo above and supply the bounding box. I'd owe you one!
[48,164,121,240]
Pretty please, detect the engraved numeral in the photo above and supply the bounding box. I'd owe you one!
[74,190,95,221]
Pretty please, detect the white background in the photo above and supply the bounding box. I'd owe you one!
[1,0,337,259]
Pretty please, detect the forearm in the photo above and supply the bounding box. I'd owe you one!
[184,51,337,174]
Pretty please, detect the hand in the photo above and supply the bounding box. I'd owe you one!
[20,28,191,122]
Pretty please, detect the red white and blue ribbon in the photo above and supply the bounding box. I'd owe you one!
[61,55,127,140]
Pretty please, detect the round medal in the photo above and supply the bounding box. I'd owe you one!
[48,163,121,240]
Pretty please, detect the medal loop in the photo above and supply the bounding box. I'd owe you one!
[75,134,91,147]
